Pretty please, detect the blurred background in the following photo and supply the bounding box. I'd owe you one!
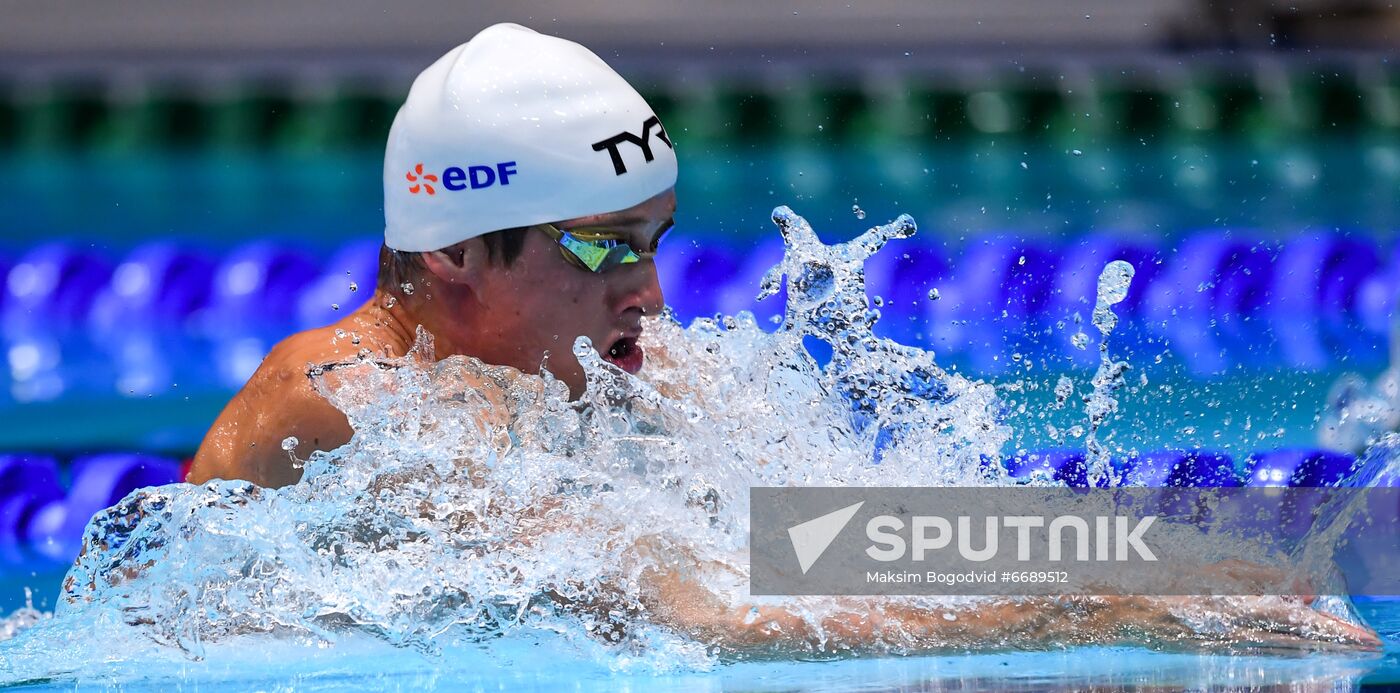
[0,2,1398,588]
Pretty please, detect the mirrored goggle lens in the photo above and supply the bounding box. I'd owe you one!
[559,233,642,272]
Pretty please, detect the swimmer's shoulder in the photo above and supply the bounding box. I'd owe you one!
[238,307,407,421]
[259,299,414,381]
[190,299,411,487]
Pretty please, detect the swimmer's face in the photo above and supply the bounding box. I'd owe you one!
[460,188,673,398]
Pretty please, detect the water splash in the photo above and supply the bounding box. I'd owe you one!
[0,590,45,642]
[1319,311,1400,454]
[0,207,1012,679]
[1083,260,1135,486]
[0,210,1387,682]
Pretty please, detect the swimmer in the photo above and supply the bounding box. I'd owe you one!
[188,23,673,488]
[185,24,1380,652]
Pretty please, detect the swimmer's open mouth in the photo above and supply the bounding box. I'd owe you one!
[603,336,644,374]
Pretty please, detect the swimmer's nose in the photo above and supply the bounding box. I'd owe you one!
[615,259,665,319]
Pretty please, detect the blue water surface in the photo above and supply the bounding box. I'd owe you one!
[0,597,1395,691]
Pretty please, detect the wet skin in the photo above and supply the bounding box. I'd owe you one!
[187,188,674,488]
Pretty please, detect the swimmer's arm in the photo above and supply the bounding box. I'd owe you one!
[188,359,352,488]
[639,562,1056,653]
[637,555,1380,654]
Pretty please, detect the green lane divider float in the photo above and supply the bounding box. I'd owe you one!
[0,64,1396,151]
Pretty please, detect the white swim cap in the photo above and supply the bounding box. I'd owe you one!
[383,23,677,252]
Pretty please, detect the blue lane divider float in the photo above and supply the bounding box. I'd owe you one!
[2,230,1398,379]
[1002,448,1096,486]
[1001,447,1369,488]
[1239,449,1362,535]
[1356,241,1400,338]
[1050,236,1163,361]
[25,453,182,562]
[711,235,788,325]
[195,242,321,387]
[2,243,113,332]
[297,238,381,329]
[865,241,948,345]
[655,242,744,321]
[0,252,12,316]
[929,237,1059,372]
[1126,449,1243,487]
[0,454,62,563]
[1244,448,1361,487]
[1052,236,1163,318]
[1266,234,1381,370]
[1143,233,1275,375]
[88,242,216,335]
[204,241,319,334]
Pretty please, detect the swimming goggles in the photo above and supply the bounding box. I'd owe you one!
[535,222,669,273]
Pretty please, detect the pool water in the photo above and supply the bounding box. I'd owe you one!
[1,204,1397,691]
[1,600,1397,690]
[2,122,1399,689]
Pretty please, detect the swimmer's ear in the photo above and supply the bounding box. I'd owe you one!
[420,240,486,287]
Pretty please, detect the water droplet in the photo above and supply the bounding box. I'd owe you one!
[1096,261,1135,308]
[1071,332,1089,350]
[383,295,397,309]
[1054,376,1074,404]
[401,282,415,295]
[334,329,347,339]
[348,282,358,292]
[852,204,866,220]
[1071,149,1083,156]
[281,436,298,452]
[1020,161,1028,170]
[1017,255,1026,266]
[743,606,760,625]
[1090,262,1135,338]
[928,288,941,300]
[331,303,340,311]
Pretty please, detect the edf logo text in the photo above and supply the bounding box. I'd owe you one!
[407,161,518,196]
